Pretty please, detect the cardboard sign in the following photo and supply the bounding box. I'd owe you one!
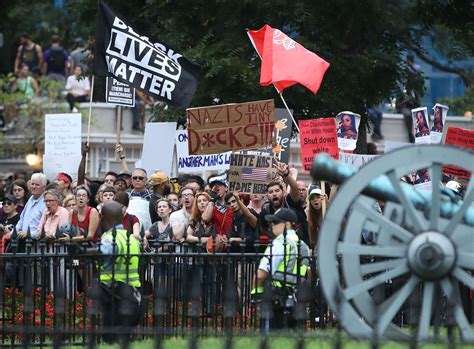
[241,108,293,163]
[338,153,378,169]
[176,130,231,173]
[298,118,339,173]
[141,122,177,176]
[443,127,474,178]
[105,77,135,107]
[228,154,278,194]
[43,113,82,180]
[187,99,276,155]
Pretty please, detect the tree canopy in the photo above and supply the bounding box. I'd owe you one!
[2,0,473,121]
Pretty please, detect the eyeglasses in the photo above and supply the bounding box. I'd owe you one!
[76,194,88,198]
[3,201,15,206]
[181,193,193,198]
[132,176,145,181]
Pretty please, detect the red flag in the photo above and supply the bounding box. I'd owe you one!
[247,24,330,94]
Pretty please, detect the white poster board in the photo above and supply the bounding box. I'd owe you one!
[141,122,177,176]
[176,130,231,173]
[336,111,361,151]
[430,103,449,144]
[412,107,431,144]
[43,113,82,180]
[338,153,378,169]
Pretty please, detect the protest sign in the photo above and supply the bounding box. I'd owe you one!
[94,1,200,109]
[338,153,378,169]
[42,154,82,182]
[43,113,82,180]
[141,122,176,176]
[105,77,135,107]
[187,99,275,155]
[430,103,449,144]
[240,108,292,163]
[443,127,474,179]
[412,107,431,144]
[298,118,339,173]
[176,130,231,173]
[336,111,360,150]
[228,154,278,194]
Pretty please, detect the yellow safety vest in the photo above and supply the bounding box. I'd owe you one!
[99,228,141,287]
[271,232,310,288]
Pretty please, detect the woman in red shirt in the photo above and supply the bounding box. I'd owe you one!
[70,185,99,244]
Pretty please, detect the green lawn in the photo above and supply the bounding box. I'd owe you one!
[90,335,472,349]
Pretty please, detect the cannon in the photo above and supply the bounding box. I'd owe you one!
[311,145,474,342]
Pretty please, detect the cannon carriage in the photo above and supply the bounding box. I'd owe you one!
[311,145,474,342]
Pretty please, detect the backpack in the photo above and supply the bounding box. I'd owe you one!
[48,48,66,72]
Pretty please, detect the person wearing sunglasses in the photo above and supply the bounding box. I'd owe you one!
[128,168,152,231]
[129,168,152,201]
[1,195,21,253]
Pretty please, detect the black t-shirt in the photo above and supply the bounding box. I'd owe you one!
[1,214,21,252]
[149,193,164,224]
[286,195,310,246]
[230,209,258,252]
[258,194,310,246]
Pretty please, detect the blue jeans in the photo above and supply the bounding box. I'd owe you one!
[367,106,383,136]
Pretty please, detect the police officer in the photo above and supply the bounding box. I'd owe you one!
[98,201,142,343]
[251,208,310,329]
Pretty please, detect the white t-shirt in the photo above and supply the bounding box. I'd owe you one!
[65,75,90,96]
[170,208,187,228]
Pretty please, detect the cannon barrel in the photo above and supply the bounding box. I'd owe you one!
[311,153,474,226]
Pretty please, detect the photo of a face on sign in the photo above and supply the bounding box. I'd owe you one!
[411,107,430,144]
[430,103,449,144]
[336,111,360,151]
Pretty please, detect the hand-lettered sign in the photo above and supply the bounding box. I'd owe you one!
[187,99,276,155]
[228,153,278,194]
[298,118,339,173]
[443,127,474,179]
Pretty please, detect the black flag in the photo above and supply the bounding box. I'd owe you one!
[94,1,200,109]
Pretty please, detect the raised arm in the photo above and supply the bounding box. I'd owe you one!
[234,192,257,229]
[201,201,214,223]
[77,143,89,185]
[116,143,130,173]
[276,161,299,203]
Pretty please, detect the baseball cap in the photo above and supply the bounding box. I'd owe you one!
[308,187,322,199]
[3,194,18,204]
[265,208,298,224]
[446,181,462,196]
[209,174,227,187]
[149,172,169,187]
[118,170,132,178]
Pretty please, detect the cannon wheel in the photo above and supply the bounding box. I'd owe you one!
[317,145,474,342]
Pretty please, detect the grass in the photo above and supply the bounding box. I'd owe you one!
[84,334,472,349]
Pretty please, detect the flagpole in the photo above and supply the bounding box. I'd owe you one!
[278,92,300,133]
[85,75,95,174]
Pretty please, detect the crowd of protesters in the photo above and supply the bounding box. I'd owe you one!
[0,139,466,257]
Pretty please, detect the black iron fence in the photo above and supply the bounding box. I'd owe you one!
[0,236,472,348]
[0,236,333,347]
